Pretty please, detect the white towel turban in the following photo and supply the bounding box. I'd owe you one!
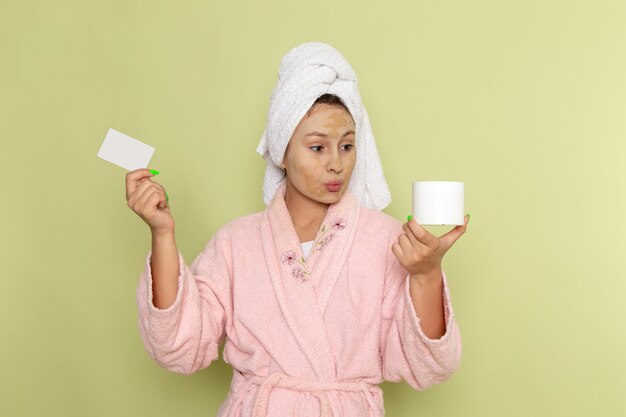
[256,41,392,210]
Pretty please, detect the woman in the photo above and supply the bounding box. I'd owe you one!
[126,42,469,417]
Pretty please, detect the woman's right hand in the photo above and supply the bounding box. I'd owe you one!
[125,168,175,234]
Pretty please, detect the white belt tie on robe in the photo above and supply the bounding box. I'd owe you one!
[231,371,379,417]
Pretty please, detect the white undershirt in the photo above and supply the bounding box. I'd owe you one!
[301,240,314,260]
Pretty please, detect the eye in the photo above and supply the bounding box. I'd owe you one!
[309,145,323,152]
[342,144,354,151]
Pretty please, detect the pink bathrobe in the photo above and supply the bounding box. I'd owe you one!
[136,182,461,417]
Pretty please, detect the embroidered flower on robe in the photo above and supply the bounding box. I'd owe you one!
[317,233,335,251]
[281,217,347,281]
[281,251,309,280]
[291,266,306,281]
[331,217,347,230]
[281,250,297,265]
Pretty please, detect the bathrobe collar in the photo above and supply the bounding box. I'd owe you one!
[260,181,361,380]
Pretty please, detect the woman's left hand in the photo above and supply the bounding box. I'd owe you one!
[392,215,470,280]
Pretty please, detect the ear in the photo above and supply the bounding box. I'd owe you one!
[281,137,294,169]
[281,150,288,169]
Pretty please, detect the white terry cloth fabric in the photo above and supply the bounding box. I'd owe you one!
[256,41,392,210]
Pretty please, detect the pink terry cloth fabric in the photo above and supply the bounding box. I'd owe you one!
[135,182,462,417]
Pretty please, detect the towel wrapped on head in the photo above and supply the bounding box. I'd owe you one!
[256,41,392,210]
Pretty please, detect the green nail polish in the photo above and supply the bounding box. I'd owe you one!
[165,192,169,201]
[407,215,413,222]
[467,213,471,221]
[149,169,159,175]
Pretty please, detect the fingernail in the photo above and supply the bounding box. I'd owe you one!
[407,214,413,222]
[166,192,169,202]
[149,169,160,175]
[467,213,471,222]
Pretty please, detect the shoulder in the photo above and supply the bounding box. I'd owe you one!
[213,211,263,242]
[359,206,403,232]
[357,206,404,244]
[197,211,263,263]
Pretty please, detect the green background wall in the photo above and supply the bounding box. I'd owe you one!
[2,0,625,416]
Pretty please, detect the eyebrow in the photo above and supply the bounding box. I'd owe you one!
[304,130,355,137]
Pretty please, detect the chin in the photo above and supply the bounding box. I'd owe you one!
[317,190,345,204]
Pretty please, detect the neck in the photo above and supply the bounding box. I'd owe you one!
[284,180,329,242]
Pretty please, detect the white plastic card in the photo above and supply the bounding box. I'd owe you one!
[97,128,155,171]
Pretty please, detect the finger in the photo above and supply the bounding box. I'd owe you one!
[402,223,420,247]
[439,215,469,252]
[128,178,155,206]
[125,168,157,198]
[138,188,164,213]
[152,190,168,209]
[407,219,439,249]
[159,191,169,209]
[133,176,166,198]
[154,184,168,208]
[391,242,405,260]
[129,180,164,209]
[398,233,415,256]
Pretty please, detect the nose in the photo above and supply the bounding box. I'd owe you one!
[327,150,343,174]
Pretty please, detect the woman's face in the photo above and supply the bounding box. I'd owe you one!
[281,103,356,205]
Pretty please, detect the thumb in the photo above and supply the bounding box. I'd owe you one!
[439,214,469,252]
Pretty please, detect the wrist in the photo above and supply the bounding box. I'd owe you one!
[151,227,176,240]
[410,266,443,286]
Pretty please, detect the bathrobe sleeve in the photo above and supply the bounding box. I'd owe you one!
[379,227,462,390]
[135,230,232,375]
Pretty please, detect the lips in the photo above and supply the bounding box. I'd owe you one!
[324,180,343,192]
